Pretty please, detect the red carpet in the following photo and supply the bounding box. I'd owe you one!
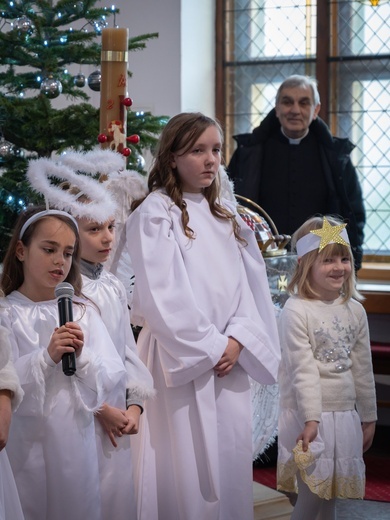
[253,454,390,502]
[364,454,390,502]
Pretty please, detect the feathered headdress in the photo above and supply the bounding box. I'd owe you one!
[105,169,148,223]
[27,148,124,223]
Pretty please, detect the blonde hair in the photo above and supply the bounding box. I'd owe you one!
[132,112,244,243]
[288,215,362,302]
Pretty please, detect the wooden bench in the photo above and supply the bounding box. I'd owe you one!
[357,274,390,407]
[370,342,390,377]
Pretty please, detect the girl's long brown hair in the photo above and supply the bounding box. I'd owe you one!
[132,112,244,242]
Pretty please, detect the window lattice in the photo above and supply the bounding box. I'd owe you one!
[329,1,390,254]
[224,0,390,255]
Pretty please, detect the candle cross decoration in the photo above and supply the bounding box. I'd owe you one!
[98,27,139,157]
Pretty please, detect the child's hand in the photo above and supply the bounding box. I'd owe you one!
[122,405,142,435]
[297,420,319,452]
[47,322,84,364]
[213,337,243,378]
[362,421,376,453]
[0,390,12,451]
[96,403,129,448]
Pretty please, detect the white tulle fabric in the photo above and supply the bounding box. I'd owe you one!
[0,452,24,520]
[251,379,279,459]
[0,325,24,520]
[81,270,154,399]
[277,409,366,499]
[0,292,127,520]
[81,270,155,519]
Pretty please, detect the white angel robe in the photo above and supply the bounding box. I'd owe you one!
[0,292,127,520]
[127,190,281,520]
[0,325,24,520]
[81,268,155,519]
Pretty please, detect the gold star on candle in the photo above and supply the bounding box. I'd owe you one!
[310,217,349,252]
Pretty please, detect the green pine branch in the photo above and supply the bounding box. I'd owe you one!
[0,0,168,261]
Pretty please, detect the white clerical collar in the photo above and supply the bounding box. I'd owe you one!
[281,127,309,145]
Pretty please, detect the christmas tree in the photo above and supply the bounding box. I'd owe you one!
[0,0,168,259]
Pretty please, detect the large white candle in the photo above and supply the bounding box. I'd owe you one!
[99,27,129,152]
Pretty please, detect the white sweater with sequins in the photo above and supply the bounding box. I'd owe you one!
[278,296,377,423]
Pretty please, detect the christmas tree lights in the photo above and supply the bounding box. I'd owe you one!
[0,0,168,259]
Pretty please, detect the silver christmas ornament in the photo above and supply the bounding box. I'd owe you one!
[14,16,35,37]
[14,147,25,159]
[88,70,101,92]
[75,2,84,14]
[0,139,14,157]
[40,76,63,99]
[135,152,146,170]
[73,73,86,87]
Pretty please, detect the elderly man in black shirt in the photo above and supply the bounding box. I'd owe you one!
[228,75,365,270]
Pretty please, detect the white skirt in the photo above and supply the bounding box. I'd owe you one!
[0,449,24,520]
[277,409,366,499]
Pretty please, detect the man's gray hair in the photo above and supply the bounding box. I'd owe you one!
[275,75,321,106]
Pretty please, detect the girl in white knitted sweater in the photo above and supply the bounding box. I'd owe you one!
[277,215,377,520]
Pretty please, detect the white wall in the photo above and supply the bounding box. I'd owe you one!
[181,1,215,115]
[91,0,215,119]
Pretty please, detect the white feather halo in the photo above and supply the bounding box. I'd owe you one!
[59,148,125,177]
[105,169,148,223]
[27,155,118,223]
[219,165,236,202]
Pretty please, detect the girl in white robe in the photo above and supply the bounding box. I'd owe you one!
[76,213,155,520]
[126,112,281,520]
[0,206,126,520]
[0,325,24,520]
[25,149,155,519]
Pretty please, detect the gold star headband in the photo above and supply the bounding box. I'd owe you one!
[296,217,350,257]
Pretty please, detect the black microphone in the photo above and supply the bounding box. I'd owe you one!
[55,282,76,376]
